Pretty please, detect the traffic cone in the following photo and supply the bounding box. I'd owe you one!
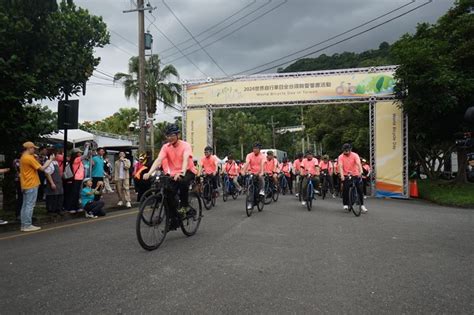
[409,179,419,198]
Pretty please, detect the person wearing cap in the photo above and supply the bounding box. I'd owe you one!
[223,154,242,192]
[19,141,55,232]
[338,143,367,213]
[114,151,132,208]
[64,144,90,214]
[241,142,265,203]
[200,146,219,194]
[361,158,372,198]
[264,151,279,188]
[280,157,293,194]
[301,150,320,206]
[144,124,197,218]
[81,178,105,218]
[319,154,336,198]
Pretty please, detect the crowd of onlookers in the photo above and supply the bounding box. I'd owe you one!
[0,141,154,231]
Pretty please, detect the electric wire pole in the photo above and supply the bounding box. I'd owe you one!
[124,1,154,153]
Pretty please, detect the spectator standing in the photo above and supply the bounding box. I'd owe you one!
[134,153,152,202]
[0,168,10,225]
[19,141,54,232]
[361,159,372,198]
[44,148,64,216]
[63,144,90,214]
[12,154,23,219]
[115,151,132,208]
[81,178,106,218]
[37,146,48,201]
[103,157,114,193]
[91,147,105,200]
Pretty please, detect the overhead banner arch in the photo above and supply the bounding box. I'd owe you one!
[182,65,408,198]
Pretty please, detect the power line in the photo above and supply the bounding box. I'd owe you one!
[110,29,138,48]
[158,0,257,56]
[251,0,432,74]
[161,0,229,76]
[235,0,417,75]
[109,42,135,56]
[145,13,209,77]
[161,0,272,60]
[165,0,287,65]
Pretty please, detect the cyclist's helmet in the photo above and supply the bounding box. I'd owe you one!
[296,152,304,159]
[342,143,352,151]
[204,146,213,153]
[227,154,234,160]
[305,149,313,155]
[266,150,274,156]
[165,124,180,135]
[283,157,288,163]
[236,160,241,164]
[322,154,329,160]
[253,142,262,149]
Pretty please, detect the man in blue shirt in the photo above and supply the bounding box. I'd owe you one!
[91,147,106,201]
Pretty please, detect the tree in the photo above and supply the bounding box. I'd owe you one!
[114,55,181,117]
[391,0,474,182]
[0,105,57,212]
[80,108,139,135]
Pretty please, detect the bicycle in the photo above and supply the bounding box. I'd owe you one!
[136,175,203,251]
[222,174,239,202]
[199,175,216,210]
[245,174,264,217]
[304,174,317,211]
[279,173,289,195]
[320,170,330,200]
[345,174,362,217]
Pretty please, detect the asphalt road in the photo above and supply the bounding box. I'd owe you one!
[1,194,473,314]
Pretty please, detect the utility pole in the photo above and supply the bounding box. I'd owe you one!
[124,1,155,153]
[267,115,279,149]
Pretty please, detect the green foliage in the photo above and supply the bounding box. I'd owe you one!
[391,0,474,180]
[80,108,139,135]
[114,54,181,116]
[0,0,109,103]
[418,179,474,208]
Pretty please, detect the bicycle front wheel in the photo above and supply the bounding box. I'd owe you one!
[352,187,362,217]
[136,194,168,251]
[202,183,212,210]
[272,185,279,202]
[222,186,228,202]
[181,192,203,236]
[245,185,254,217]
[306,186,313,211]
[139,187,159,204]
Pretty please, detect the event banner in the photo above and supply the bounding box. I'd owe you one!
[186,71,395,106]
[375,101,405,198]
[185,109,208,159]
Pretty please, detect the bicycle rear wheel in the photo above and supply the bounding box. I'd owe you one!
[232,187,239,200]
[222,185,228,202]
[136,194,168,251]
[321,179,327,200]
[202,183,212,210]
[264,181,273,205]
[181,192,203,236]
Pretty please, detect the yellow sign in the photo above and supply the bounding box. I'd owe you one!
[375,101,404,197]
[185,109,208,159]
[186,71,395,106]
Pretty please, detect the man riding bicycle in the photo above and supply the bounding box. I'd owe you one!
[144,124,197,217]
[223,154,242,192]
[319,154,336,198]
[280,157,293,194]
[301,150,320,206]
[338,143,367,213]
[200,146,219,195]
[293,152,304,197]
[264,151,279,188]
[241,142,265,204]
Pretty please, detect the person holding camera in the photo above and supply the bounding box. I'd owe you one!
[81,178,105,218]
[114,151,131,208]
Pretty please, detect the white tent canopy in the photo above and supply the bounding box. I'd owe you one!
[45,129,136,149]
[46,129,94,145]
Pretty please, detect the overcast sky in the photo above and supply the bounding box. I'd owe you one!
[41,0,455,123]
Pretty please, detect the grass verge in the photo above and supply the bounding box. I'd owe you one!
[417,179,474,208]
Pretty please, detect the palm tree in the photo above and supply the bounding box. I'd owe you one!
[114,55,181,155]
